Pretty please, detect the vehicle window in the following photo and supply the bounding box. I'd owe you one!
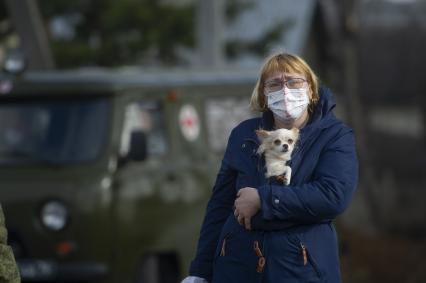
[120,100,167,157]
[205,98,255,152]
[0,97,110,165]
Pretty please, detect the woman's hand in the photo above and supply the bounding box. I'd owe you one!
[234,187,261,230]
[180,276,209,283]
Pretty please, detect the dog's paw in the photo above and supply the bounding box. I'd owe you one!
[275,175,287,184]
[284,166,292,185]
[284,176,290,185]
[275,174,290,185]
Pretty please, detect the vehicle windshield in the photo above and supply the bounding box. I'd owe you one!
[0,97,110,165]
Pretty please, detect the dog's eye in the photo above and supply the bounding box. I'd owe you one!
[274,139,281,145]
[288,139,294,144]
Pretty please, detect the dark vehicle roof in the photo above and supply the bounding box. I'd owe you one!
[0,68,258,98]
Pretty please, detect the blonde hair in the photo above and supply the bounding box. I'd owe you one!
[250,52,320,113]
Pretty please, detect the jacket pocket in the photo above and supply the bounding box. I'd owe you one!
[300,241,323,281]
[214,232,231,261]
[279,230,324,282]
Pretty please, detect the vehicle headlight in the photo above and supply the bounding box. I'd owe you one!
[40,201,69,231]
[3,49,27,75]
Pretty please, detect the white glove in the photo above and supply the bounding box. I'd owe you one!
[180,276,209,283]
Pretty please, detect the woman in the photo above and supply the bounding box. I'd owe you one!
[182,53,358,283]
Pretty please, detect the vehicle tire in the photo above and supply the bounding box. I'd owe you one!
[134,253,180,283]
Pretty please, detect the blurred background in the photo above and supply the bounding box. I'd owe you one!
[0,0,425,282]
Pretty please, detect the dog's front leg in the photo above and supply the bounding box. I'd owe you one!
[284,166,292,185]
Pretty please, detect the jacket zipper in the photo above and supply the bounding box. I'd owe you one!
[287,137,303,168]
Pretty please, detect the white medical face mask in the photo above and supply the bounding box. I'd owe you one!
[267,87,309,122]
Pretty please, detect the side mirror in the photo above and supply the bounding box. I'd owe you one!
[127,130,148,162]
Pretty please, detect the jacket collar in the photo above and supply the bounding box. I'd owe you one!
[260,109,275,131]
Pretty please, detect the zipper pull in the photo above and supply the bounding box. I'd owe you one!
[220,238,227,256]
[300,243,308,266]
[254,241,263,257]
[254,241,266,273]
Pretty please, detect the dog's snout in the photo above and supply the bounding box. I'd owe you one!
[281,144,289,152]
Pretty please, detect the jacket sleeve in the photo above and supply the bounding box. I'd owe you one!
[258,130,358,222]
[188,130,237,281]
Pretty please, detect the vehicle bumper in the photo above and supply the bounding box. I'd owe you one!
[17,259,108,281]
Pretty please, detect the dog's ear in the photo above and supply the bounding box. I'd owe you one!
[291,127,300,143]
[255,129,270,141]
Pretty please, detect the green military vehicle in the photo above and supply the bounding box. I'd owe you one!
[0,69,255,282]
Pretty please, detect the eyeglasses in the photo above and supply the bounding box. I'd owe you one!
[264,77,308,94]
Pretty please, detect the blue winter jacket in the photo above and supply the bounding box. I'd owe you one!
[189,87,358,283]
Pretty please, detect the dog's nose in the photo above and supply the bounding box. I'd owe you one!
[283,144,288,150]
